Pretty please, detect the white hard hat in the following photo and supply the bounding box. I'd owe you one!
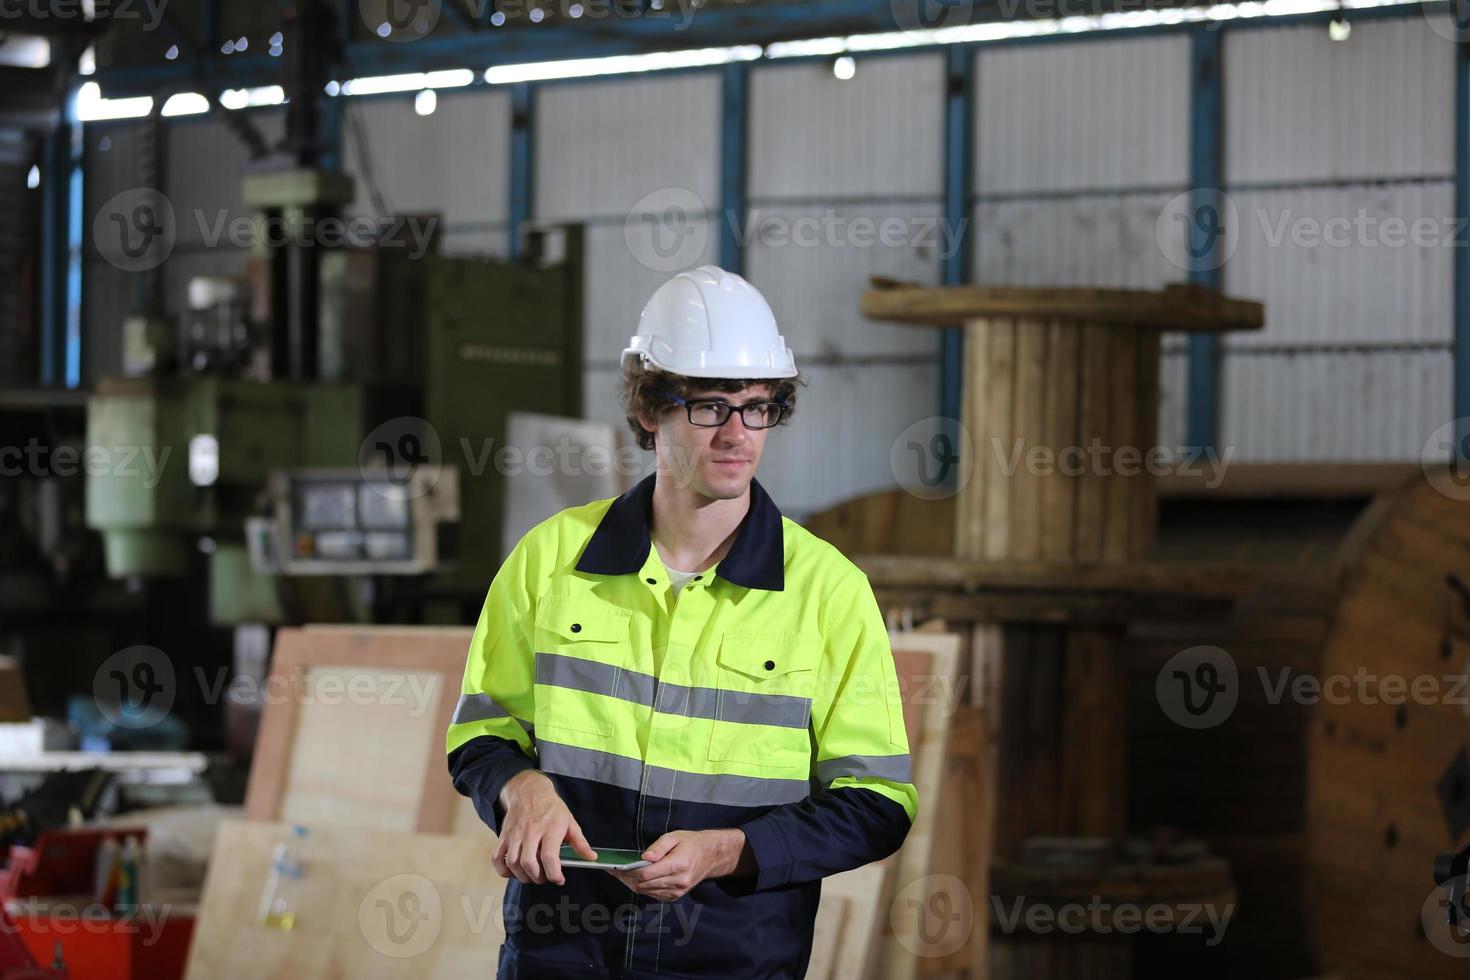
[622,265,799,380]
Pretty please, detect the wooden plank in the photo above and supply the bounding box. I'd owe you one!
[185,820,508,979]
[979,319,1016,561]
[1130,329,1162,558]
[1010,319,1047,562]
[1039,320,1079,563]
[959,318,990,561]
[1101,330,1139,561]
[861,281,1264,331]
[883,631,964,980]
[809,860,891,980]
[1072,324,1110,563]
[245,627,474,835]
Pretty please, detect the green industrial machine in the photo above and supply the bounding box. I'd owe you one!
[83,226,586,625]
[425,229,584,595]
[84,376,365,622]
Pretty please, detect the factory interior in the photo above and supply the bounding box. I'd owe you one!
[1,0,1468,977]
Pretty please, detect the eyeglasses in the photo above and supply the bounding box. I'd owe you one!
[664,392,789,430]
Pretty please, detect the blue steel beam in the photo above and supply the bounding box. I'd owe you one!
[1185,25,1223,451]
[39,124,69,386]
[92,1,1448,99]
[95,0,932,95]
[40,86,84,388]
[66,121,83,388]
[941,43,974,429]
[718,60,748,274]
[507,81,535,259]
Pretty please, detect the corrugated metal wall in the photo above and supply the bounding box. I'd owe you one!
[747,53,945,519]
[973,35,1193,453]
[341,89,511,255]
[76,12,1458,495]
[1220,16,1455,461]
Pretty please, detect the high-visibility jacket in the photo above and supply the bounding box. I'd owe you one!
[447,472,917,979]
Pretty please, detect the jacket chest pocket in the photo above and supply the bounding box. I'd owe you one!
[707,632,817,770]
[533,597,634,739]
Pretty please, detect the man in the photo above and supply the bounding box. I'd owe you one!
[446,265,917,979]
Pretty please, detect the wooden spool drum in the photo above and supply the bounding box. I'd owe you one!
[957,319,1161,564]
[861,283,1265,565]
[1306,474,1470,980]
[858,283,1264,978]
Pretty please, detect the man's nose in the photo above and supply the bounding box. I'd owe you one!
[715,411,753,438]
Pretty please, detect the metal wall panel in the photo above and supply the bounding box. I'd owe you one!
[341,89,511,226]
[1158,343,1189,453]
[972,193,1182,288]
[748,53,945,200]
[974,36,1190,194]
[535,73,721,221]
[1224,18,1455,184]
[744,201,946,359]
[1223,182,1455,347]
[1221,350,1450,461]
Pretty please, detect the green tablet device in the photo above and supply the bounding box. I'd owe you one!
[558,845,651,871]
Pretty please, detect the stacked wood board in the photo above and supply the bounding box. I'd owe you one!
[243,626,480,835]
[185,820,507,979]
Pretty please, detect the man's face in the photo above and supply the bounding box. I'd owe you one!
[648,384,776,499]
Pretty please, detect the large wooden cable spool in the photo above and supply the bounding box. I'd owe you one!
[1305,473,1470,979]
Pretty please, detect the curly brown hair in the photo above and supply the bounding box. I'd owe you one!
[619,363,804,451]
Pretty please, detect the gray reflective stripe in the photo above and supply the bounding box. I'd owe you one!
[451,692,508,725]
[642,765,809,807]
[537,740,810,808]
[665,686,810,729]
[817,753,913,786]
[536,653,809,729]
[450,693,534,733]
[535,653,656,707]
[537,739,644,793]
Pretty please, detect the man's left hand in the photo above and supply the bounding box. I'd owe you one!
[611,829,748,902]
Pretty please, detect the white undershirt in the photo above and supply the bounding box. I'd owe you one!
[665,563,701,603]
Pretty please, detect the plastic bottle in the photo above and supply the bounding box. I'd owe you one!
[116,836,142,912]
[257,825,308,930]
[94,837,121,909]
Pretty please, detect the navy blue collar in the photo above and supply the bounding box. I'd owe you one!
[574,472,786,591]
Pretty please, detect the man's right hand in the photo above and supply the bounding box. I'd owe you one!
[492,769,597,885]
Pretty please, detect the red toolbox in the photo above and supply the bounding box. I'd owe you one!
[0,828,194,980]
